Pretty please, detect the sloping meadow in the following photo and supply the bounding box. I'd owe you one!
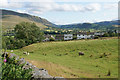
[8,38,118,78]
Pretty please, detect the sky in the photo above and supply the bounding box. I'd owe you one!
[0,0,119,25]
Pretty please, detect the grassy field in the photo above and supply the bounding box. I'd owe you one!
[7,38,118,78]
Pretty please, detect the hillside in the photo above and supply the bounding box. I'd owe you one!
[59,21,118,30]
[1,9,57,32]
[7,38,118,78]
[1,9,119,32]
[95,20,119,26]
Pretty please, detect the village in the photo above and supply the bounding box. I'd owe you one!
[43,32,105,41]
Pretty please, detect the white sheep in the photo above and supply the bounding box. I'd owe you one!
[11,50,13,52]
[27,52,29,55]
[23,52,30,55]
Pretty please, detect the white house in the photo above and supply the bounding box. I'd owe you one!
[116,30,120,33]
[94,32,104,36]
[64,34,73,40]
[77,33,94,39]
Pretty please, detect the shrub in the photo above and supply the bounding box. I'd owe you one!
[94,36,99,39]
[2,55,33,79]
[49,37,55,41]
[73,36,77,40]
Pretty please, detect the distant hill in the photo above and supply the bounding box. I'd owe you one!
[58,20,119,30]
[95,20,119,26]
[1,9,57,32]
[1,9,119,32]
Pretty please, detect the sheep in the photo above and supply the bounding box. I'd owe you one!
[11,50,13,52]
[23,52,27,55]
[23,52,29,55]
[78,52,84,56]
[27,52,29,55]
[89,55,93,57]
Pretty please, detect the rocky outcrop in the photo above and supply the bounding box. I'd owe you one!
[2,52,65,79]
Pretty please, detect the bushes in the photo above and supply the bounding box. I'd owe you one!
[49,37,55,41]
[73,36,77,40]
[2,37,26,49]
[2,54,33,79]
[2,22,44,49]
[103,31,118,37]
[94,36,99,39]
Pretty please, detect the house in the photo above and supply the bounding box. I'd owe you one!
[77,32,94,39]
[64,34,73,40]
[94,32,105,36]
[55,34,73,40]
[55,34,64,40]
[55,33,96,40]
[43,34,55,41]
[116,30,120,33]
[54,32,108,41]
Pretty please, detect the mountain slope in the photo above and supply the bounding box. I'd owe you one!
[95,20,119,26]
[59,20,118,30]
[1,9,57,32]
[1,9,119,32]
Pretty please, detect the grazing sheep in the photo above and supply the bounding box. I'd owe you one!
[79,52,84,56]
[27,52,29,55]
[23,52,29,55]
[89,55,93,57]
[42,53,47,56]
[23,52,27,55]
[11,50,13,52]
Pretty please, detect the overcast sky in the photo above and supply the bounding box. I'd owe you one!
[0,0,119,25]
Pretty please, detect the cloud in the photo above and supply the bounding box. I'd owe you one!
[16,10,28,13]
[0,0,102,14]
[54,0,119,2]
[104,3,118,9]
[25,2,101,15]
[0,0,117,15]
[85,3,101,12]
[0,0,104,14]
[0,0,23,8]
[0,0,8,7]
[9,0,54,2]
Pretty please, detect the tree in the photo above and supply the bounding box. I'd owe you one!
[14,39,26,49]
[103,33,109,37]
[94,36,99,39]
[14,22,44,45]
